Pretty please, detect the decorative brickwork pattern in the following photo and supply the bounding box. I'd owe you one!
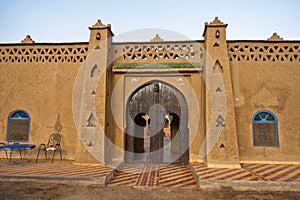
[0,44,88,63]
[113,42,204,63]
[228,42,300,62]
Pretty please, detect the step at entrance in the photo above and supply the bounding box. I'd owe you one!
[107,164,197,188]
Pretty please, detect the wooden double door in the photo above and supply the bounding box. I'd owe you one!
[125,82,189,164]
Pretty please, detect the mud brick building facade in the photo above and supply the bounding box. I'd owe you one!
[0,17,299,168]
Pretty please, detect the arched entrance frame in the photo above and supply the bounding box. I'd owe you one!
[111,73,201,164]
[124,79,190,164]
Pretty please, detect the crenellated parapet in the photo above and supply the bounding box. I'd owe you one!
[112,41,204,64]
[228,40,300,62]
[0,43,88,63]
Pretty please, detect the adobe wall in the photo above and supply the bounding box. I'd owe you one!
[0,43,88,160]
[229,41,300,163]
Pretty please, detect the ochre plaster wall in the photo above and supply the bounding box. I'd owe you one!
[0,43,88,159]
[229,41,300,163]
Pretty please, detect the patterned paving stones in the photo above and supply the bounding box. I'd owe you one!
[159,164,197,188]
[0,159,299,188]
[243,163,300,182]
[192,162,261,181]
[0,160,112,178]
[108,164,143,187]
[107,164,197,188]
[192,162,300,182]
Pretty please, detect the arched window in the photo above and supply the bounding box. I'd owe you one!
[252,110,279,147]
[7,110,30,142]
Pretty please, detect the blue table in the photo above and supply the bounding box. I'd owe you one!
[0,144,36,165]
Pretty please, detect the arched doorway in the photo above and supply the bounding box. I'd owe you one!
[125,81,189,164]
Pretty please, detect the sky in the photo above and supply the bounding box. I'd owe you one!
[0,0,299,43]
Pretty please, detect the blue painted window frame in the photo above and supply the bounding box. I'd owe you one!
[252,110,279,148]
[7,110,31,142]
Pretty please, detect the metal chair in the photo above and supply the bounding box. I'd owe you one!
[36,133,62,163]
[0,142,8,159]
[0,142,8,165]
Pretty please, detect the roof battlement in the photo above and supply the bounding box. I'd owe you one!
[0,17,299,64]
[150,34,164,42]
[206,17,227,26]
[89,19,114,36]
[268,32,284,41]
[21,35,35,44]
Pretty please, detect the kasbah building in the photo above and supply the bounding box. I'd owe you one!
[0,17,299,169]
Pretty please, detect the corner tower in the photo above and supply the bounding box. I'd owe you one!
[74,19,114,164]
[203,17,240,168]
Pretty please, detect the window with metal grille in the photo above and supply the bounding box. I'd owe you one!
[7,110,30,142]
[252,110,279,147]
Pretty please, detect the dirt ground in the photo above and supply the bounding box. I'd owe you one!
[0,180,299,200]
